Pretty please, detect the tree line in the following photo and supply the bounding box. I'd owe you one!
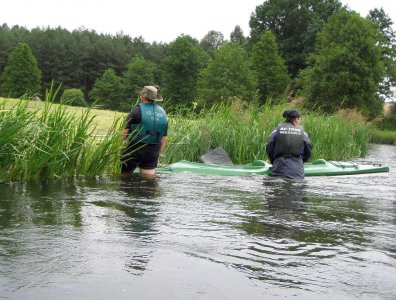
[0,0,395,118]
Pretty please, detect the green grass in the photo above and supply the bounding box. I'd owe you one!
[369,128,396,145]
[1,97,125,134]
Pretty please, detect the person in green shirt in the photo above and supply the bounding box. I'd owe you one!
[121,86,168,175]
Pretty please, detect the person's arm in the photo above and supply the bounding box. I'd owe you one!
[302,133,312,162]
[122,128,129,141]
[159,136,167,155]
[266,130,277,164]
[159,122,168,155]
[122,107,140,141]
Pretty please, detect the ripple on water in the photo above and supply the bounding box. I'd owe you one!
[0,145,395,299]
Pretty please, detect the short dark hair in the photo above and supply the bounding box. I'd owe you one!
[283,109,301,122]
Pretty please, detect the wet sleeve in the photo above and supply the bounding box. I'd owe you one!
[266,130,277,164]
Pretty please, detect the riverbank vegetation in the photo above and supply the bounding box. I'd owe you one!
[370,129,396,145]
[163,100,370,164]
[370,102,396,144]
[0,94,123,182]
[1,96,372,182]
[369,102,396,144]
[1,0,395,182]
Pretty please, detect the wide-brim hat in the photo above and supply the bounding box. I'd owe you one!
[139,85,163,101]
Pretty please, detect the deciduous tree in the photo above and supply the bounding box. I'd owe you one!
[197,42,257,106]
[300,10,385,118]
[249,0,342,77]
[200,30,224,57]
[122,55,155,101]
[162,35,209,105]
[368,8,396,102]
[230,25,246,45]
[61,88,87,106]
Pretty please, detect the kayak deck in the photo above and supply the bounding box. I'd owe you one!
[304,159,389,176]
[156,159,389,176]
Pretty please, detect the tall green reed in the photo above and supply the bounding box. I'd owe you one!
[304,113,369,160]
[0,83,124,182]
[0,100,36,181]
[163,100,370,164]
[77,115,124,177]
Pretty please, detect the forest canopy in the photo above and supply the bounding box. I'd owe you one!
[0,0,394,118]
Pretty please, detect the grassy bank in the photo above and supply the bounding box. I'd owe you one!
[2,97,124,134]
[1,97,371,182]
[369,128,396,145]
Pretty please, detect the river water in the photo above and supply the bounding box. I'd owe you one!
[0,144,395,299]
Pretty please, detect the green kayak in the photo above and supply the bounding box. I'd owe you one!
[156,159,389,176]
[303,159,389,176]
[157,160,271,176]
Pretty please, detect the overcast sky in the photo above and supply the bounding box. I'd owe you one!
[1,0,395,43]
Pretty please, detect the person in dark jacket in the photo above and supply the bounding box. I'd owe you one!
[121,85,168,175]
[266,109,312,179]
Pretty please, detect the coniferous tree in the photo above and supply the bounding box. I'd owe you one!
[28,27,73,94]
[0,42,41,98]
[89,68,124,110]
[251,31,290,104]
[122,55,155,101]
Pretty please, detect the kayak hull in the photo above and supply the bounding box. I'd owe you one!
[156,159,389,176]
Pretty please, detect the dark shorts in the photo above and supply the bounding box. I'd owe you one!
[121,142,161,173]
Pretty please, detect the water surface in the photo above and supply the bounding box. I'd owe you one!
[1,144,395,299]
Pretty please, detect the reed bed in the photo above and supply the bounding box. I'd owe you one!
[303,113,369,160]
[1,96,370,182]
[163,100,370,164]
[0,95,123,182]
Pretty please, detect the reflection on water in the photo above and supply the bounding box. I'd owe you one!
[84,175,163,276]
[0,144,395,299]
[265,178,306,209]
[0,180,83,228]
[233,177,374,293]
[114,175,161,276]
[92,175,161,234]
